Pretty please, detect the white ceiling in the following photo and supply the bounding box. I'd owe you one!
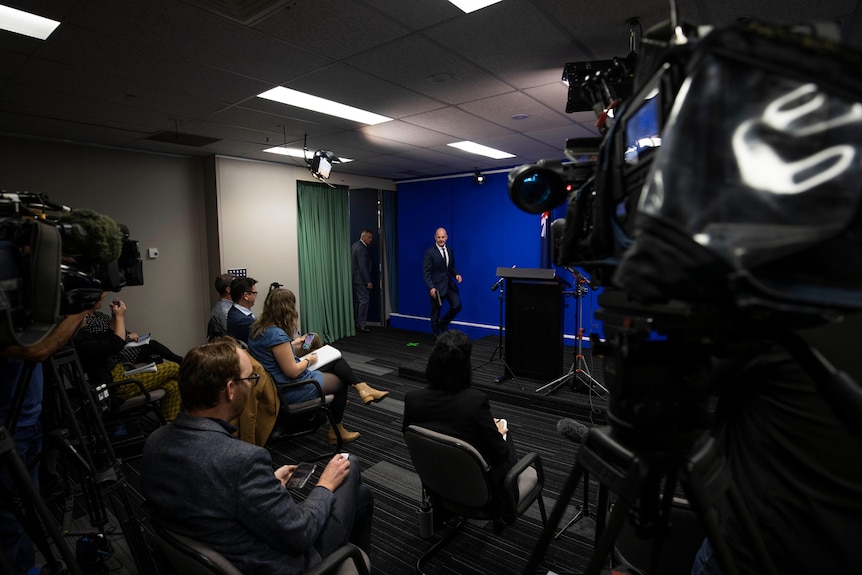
[1,0,860,181]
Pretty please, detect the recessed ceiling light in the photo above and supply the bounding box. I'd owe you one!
[0,4,60,40]
[263,146,352,163]
[511,114,530,120]
[258,87,392,125]
[447,0,504,14]
[448,141,515,160]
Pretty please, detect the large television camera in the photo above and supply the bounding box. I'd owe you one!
[511,19,862,329]
[0,191,143,348]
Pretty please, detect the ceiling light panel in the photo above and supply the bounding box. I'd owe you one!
[447,0,504,14]
[447,141,515,159]
[0,4,60,40]
[257,87,392,125]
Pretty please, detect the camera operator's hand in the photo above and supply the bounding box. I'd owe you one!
[0,301,98,363]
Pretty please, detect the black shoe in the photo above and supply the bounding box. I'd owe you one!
[357,326,371,333]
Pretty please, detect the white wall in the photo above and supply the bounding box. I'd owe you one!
[0,136,210,355]
[0,137,395,355]
[214,156,395,316]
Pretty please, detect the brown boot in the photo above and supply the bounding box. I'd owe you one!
[354,382,389,405]
[328,423,360,445]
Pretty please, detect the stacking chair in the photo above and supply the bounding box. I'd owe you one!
[403,425,547,574]
[151,518,370,575]
[267,375,343,459]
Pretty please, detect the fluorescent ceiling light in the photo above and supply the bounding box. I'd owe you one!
[448,141,516,160]
[263,146,352,163]
[258,87,392,125]
[0,4,60,40]
[447,0,504,13]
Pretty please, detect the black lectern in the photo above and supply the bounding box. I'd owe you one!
[498,267,567,381]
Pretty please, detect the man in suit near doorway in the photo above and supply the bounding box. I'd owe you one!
[422,227,463,336]
[351,230,374,333]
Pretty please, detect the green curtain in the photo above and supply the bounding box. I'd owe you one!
[297,181,353,343]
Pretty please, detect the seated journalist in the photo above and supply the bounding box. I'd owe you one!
[73,296,181,421]
[141,337,374,575]
[403,330,516,493]
[248,287,388,445]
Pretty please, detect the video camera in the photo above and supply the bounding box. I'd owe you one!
[0,191,143,348]
[509,19,862,330]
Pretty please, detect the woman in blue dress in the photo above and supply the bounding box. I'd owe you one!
[248,287,388,444]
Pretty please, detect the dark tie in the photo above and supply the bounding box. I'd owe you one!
[441,246,448,266]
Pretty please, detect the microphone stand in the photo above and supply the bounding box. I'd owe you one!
[475,279,523,390]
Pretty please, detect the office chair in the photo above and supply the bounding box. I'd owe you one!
[267,375,342,460]
[403,425,547,574]
[152,518,371,575]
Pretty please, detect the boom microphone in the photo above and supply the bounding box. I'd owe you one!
[556,418,590,443]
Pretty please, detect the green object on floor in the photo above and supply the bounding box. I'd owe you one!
[407,342,419,347]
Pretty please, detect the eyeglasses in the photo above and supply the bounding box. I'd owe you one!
[234,373,260,387]
[244,291,258,295]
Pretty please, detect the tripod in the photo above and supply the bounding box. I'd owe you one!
[552,469,606,540]
[536,276,608,397]
[523,425,776,575]
[38,344,159,574]
[475,281,523,390]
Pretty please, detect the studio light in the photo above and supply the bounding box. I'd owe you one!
[473,169,485,184]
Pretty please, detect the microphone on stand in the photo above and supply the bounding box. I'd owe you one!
[556,418,590,444]
[490,264,516,291]
[566,266,593,290]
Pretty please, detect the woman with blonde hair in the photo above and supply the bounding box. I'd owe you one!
[248,287,388,444]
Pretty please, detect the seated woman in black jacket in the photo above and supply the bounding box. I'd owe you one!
[402,330,516,488]
[73,295,181,421]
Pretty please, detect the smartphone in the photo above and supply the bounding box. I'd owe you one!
[301,333,315,350]
[286,462,316,489]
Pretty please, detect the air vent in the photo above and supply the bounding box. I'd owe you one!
[178,0,296,25]
[144,131,221,147]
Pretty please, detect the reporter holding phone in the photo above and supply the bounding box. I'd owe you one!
[143,338,373,574]
[247,288,389,445]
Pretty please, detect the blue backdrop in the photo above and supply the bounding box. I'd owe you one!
[393,170,601,344]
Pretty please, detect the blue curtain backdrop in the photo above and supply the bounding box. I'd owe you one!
[394,171,600,343]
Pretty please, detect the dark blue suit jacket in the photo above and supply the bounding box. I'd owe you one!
[351,239,371,285]
[142,414,335,574]
[226,305,254,343]
[422,244,459,296]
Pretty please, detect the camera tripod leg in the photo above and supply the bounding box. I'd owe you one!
[553,470,600,539]
[522,458,587,574]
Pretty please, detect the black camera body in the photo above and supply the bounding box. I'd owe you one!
[0,191,143,348]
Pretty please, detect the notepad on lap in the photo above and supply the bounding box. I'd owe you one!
[307,345,342,371]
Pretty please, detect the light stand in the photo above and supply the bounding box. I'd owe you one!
[475,278,523,390]
[535,273,608,396]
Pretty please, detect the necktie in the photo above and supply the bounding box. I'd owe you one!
[441,246,448,266]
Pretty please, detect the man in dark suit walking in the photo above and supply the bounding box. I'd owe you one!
[351,230,374,333]
[422,227,463,336]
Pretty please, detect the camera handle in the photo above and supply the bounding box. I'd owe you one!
[523,426,777,575]
[474,283,524,390]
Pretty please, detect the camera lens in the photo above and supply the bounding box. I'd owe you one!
[507,164,567,214]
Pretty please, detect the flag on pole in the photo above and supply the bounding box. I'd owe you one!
[540,211,551,268]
